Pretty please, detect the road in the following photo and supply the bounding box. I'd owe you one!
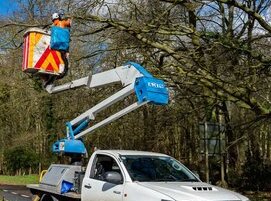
[0,185,32,201]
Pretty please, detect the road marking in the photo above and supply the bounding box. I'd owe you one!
[21,194,30,198]
[11,192,18,195]
[3,189,8,192]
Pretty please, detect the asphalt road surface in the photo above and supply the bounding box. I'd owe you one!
[0,185,32,201]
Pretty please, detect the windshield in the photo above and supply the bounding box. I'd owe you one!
[120,155,199,182]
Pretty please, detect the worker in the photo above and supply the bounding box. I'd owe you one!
[52,12,71,29]
[44,12,71,87]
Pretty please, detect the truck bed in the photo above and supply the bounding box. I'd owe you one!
[27,184,81,201]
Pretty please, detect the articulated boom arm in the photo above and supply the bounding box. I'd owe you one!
[52,62,169,156]
[45,62,143,94]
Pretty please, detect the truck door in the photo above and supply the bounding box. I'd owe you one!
[82,154,124,201]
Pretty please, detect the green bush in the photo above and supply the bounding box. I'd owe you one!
[241,152,271,191]
[4,147,39,175]
[227,168,242,189]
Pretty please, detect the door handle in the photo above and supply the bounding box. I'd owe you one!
[84,184,92,189]
[113,191,121,194]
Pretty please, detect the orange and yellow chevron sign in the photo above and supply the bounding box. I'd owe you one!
[22,28,64,75]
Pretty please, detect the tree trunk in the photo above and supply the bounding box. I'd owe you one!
[221,102,238,169]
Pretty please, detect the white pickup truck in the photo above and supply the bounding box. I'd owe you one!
[28,150,250,201]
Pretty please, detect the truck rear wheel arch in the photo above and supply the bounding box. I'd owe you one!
[40,194,58,201]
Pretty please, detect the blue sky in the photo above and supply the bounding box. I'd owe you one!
[0,0,18,17]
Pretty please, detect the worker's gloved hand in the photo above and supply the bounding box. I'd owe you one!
[59,9,65,20]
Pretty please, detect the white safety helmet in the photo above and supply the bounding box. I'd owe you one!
[52,13,59,21]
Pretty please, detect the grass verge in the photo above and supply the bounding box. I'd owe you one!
[0,175,39,185]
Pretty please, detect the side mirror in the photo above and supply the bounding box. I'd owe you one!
[104,171,123,184]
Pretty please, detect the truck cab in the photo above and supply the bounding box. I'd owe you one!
[81,150,249,201]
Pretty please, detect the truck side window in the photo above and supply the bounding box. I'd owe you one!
[90,154,123,183]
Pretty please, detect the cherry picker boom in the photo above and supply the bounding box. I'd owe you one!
[49,62,169,157]
[23,28,169,158]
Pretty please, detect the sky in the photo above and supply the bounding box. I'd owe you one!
[0,0,18,17]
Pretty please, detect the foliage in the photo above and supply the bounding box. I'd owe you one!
[4,147,39,175]
[240,151,271,191]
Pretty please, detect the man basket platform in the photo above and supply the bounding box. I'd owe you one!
[22,28,68,76]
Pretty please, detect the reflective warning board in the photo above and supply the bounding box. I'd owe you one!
[22,28,64,75]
